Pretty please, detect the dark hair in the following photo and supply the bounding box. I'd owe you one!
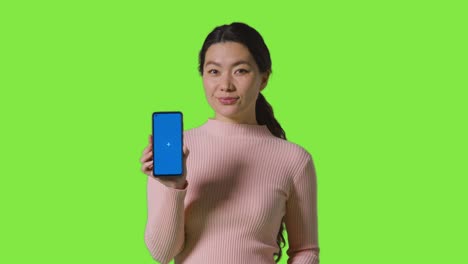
[198,22,287,262]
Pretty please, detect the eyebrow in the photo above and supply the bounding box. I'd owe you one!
[205,60,252,67]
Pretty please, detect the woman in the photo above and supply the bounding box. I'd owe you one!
[140,22,319,264]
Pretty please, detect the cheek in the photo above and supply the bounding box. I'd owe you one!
[246,77,261,94]
[202,79,216,98]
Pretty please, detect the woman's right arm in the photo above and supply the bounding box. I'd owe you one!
[144,176,187,263]
[140,135,189,263]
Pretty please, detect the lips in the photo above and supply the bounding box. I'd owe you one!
[218,97,239,105]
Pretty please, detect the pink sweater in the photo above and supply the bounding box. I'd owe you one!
[144,118,319,264]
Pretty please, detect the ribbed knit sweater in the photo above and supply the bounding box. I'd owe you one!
[144,118,319,264]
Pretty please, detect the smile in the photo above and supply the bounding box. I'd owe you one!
[218,97,239,105]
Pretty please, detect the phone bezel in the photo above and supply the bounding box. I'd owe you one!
[151,111,184,177]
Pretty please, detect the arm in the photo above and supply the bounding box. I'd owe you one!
[284,153,320,264]
[144,176,188,264]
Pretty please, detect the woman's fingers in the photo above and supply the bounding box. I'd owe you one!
[142,145,152,156]
[141,160,153,175]
[140,148,152,163]
[140,135,155,176]
[142,135,153,156]
[144,160,153,169]
[143,143,152,154]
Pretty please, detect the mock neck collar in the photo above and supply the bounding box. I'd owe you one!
[201,118,273,138]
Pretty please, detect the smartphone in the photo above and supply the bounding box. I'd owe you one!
[152,111,183,177]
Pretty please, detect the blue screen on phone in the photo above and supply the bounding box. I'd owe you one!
[152,112,183,176]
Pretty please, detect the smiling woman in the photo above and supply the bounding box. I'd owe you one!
[141,22,319,264]
[201,41,269,125]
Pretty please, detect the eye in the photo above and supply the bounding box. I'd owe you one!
[207,69,219,75]
[235,69,249,74]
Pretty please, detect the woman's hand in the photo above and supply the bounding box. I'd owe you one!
[140,135,189,189]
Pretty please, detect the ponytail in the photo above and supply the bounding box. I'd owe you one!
[256,93,286,140]
[255,92,287,262]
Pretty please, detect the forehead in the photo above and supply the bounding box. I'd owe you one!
[204,42,254,64]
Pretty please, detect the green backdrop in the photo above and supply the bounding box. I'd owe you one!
[1,0,466,263]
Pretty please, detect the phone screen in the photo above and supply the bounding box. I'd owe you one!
[152,112,183,176]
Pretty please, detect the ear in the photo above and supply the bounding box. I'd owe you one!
[259,71,270,92]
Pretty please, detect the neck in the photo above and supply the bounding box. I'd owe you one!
[202,118,272,138]
[213,114,258,125]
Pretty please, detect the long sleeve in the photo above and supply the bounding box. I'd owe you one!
[144,176,188,264]
[142,119,321,263]
[284,154,320,264]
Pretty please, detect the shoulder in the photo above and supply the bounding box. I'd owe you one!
[277,141,317,189]
[274,137,312,162]
[260,137,313,179]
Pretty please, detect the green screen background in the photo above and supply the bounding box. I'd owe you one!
[1,0,466,263]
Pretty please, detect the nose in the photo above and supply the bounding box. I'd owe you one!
[219,73,235,91]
